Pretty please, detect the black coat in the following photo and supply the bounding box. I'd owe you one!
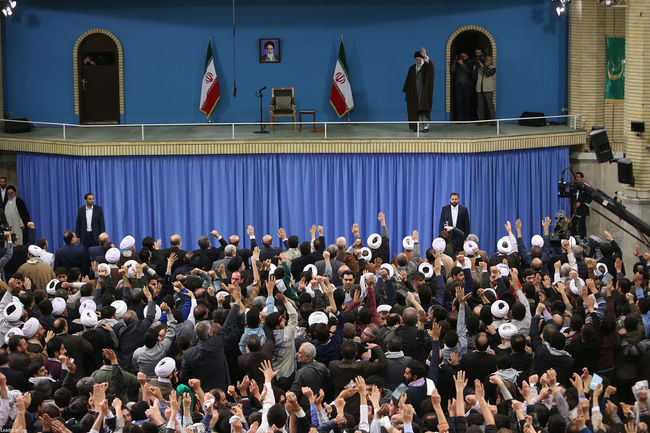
[115,300,156,372]
[439,204,470,242]
[75,205,105,245]
[403,59,435,123]
[54,244,90,276]
[0,365,27,392]
[180,304,242,392]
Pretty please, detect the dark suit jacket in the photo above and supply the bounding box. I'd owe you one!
[234,237,257,269]
[87,244,108,263]
[115,300,156,372]
[290,236,326,280]
[0,188,7,210]
[439,204,470,249]
[259,244,284,265]
[192,237,227,271]
[58,332,95,378]
[180,304,241,392]
[0,365,27,391]
[75,205,105,245]
[54,243,90,276]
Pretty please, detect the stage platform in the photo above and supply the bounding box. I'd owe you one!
[0,121,586,156]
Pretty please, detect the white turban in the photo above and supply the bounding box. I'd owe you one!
[155,357,176,378]
[120,235,135,251]
[111,300,127,319]
[80,309,98,328]
[491,300,510,319]
[51,298,66,316]
[22,317,40,338]
[105,248,121,264]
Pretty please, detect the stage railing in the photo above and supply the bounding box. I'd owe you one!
[0,114,582,141]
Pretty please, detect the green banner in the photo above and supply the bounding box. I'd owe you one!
[606,37,625,100]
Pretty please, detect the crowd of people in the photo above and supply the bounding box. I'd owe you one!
[0,195,648,433]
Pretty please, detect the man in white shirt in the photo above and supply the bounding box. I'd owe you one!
[74,193,105,248]
[438,192,470,251]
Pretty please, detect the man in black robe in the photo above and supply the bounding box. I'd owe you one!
[403,47,435,132]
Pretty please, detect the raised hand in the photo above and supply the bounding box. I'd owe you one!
[258,360,279,384]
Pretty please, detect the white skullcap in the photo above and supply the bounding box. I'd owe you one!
[22,317,40,338]
[360,247,372,261]
[463,240,478,257]
[418,262,434,280]
[308,311,328,327]
[98,263,111,274]
[27,245,42,257]
[4,327,23,345]
[498,323,517,340]
[51,297,66,316]
[80,309,98,328]
[380,263,394,278]
[144,303,162,323]
[111,300,127,319]
[377,304,392,314]
[79,299,96,315]
[303,264,317,278]
[46,279,60,295]
[491,300,510,319]
[531,235,544,248]
[120,235,135,251]
[367,233,382,249]
[155,357,176,378]
[105,248,121,264]
[124,260,138,278]
[496,263,510,277]
[432,237,446,253]
[497,236,514,255]
[402,236,414,251]
[4,302,22,322]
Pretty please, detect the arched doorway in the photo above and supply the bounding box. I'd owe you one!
[446,26,496,121]
[73,29,124,124]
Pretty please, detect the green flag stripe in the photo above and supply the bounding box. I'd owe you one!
[205,42,213,71]
[338,42,350,78]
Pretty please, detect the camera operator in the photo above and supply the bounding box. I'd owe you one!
[450,51,473,121]
[472,49,496,121]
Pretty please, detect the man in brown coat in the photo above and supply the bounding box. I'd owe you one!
[16,245,55,291]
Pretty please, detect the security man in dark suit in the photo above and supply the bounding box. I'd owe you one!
[54,230,90,276]
[75,193,105,248]
[438,192,470,251]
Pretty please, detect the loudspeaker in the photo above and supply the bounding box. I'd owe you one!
[617,158,634,186]
[590,129,614,163]
[631,121,645,133]
[518,111,546,127]
[3,118,33,133]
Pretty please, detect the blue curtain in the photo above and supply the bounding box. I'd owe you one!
[17,148,569,257]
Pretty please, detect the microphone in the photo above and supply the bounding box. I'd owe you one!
[258,86,266,92]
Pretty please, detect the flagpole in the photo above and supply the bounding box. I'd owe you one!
[207,36,213,123]
[341,35,351,126]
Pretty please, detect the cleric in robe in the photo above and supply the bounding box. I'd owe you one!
[403,47,435,132]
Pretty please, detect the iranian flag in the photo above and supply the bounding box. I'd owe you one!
[200,41,220,118]
[330,40,354,117]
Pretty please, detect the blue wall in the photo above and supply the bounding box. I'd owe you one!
[3,0,567,124]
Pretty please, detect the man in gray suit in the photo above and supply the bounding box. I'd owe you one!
[212,244,236,278]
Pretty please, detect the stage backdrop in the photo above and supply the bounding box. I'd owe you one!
[17,147,569,257]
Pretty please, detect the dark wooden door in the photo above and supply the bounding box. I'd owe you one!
[79,34,120,124]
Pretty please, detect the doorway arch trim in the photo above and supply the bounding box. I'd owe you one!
[73,29,124,116]
[446,25,497,115]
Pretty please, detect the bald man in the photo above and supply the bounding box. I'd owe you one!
[259,233,284,265]
[226,225,257,269]
[163,234,187,271]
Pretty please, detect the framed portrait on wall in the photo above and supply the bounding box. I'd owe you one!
[259,38,281,63]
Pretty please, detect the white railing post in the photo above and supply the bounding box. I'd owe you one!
[232,123,235,139]
[141,125,145,141]
[324,123,327,138]
[496,120,500,136]
[62,125,66,140]
[416,121,420,138]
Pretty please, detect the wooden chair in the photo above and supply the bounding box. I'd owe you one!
[270,87,296,132]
